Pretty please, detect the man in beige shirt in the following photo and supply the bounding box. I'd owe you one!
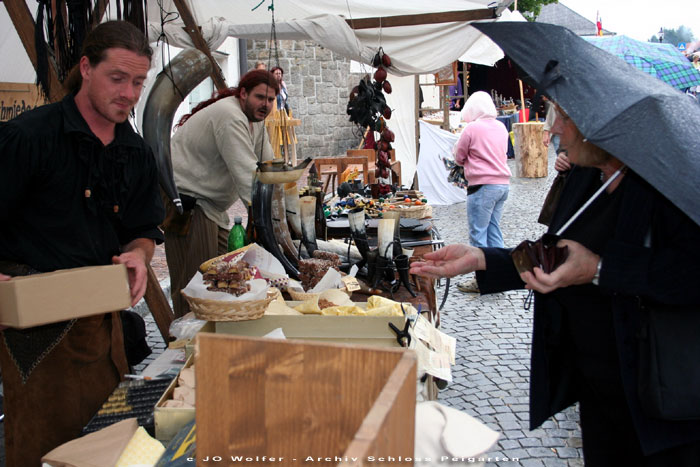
[165,70,279,316]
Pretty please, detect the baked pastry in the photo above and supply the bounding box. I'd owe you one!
[298,251,341,291]
[201,259,257,296]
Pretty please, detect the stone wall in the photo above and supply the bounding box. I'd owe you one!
[248,39,366,158]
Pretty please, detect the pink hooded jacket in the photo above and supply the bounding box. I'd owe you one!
[453,91,511,186]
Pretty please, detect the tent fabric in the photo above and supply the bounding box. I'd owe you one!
[146,1,521,72]
[383,73,417,185]
[0,4,36,83]
[417,120,466,206]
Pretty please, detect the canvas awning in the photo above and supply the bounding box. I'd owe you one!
[146,0,520,72]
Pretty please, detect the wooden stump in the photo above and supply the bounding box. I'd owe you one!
[513,122,547,178]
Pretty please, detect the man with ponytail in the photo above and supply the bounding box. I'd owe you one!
[0,21,163,465]
[165,70,280,317]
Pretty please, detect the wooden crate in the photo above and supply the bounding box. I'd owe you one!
[195,334,416,466]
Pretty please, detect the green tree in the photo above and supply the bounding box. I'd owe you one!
[509,0,559,20]
[649,25,696,45]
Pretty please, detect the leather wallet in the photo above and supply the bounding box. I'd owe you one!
[510,233,569,275]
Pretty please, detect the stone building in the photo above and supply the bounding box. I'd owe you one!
[248,39,367,158]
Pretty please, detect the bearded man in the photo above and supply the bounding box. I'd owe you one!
[164,70,279,316]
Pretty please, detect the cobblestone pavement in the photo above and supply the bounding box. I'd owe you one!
[432,149,584,467]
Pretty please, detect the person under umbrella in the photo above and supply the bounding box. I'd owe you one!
[411,21,700,466]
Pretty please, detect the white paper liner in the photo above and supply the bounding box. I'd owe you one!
[183,272,269,302]
[287,268,344,294]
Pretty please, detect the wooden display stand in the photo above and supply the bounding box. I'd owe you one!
[513,122,547,178]
[195,333,416,466]
[265,108,301,164]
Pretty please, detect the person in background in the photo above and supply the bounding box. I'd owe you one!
[542,97,558,150]
[448,74,464,110]
[254,60,267,70]
[0,21,164,465]
[164,70,279,317]
[453,91,511,293]
[271,66,289,112]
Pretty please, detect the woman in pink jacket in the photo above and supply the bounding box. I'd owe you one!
[454,91,511,290]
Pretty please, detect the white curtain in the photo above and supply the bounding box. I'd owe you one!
[417,120,466,205]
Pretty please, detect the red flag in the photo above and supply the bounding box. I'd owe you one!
[596,11,603,36]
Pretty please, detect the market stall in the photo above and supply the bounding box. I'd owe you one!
[0,1,514,463]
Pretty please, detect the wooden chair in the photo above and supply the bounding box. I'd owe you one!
[339,155,369,184]
[348,149,401,186]
[313,157,342,193]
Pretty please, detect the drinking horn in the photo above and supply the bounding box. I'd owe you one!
[382,210,403,258]
[347,207,370,268]
[299,196,319,256]
[284,182,302,238]
[271,183,299,264]
[252,180,300,278]
[142,48,211,214]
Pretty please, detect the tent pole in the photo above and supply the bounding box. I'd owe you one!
[172,0,228,91]
[3,0,64,102]
[413,75,420,190]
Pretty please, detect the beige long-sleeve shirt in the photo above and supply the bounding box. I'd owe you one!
[171,96,273,229]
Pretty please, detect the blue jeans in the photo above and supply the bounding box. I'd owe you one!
[467,184,509,248]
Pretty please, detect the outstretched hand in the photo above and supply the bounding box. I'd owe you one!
[409,243,485,279]
[519,239,598,294]
[112,251,148,307]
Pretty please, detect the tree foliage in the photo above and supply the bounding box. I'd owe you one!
[509,0,559,20]
[649,25,696,46]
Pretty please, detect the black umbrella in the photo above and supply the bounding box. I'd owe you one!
[474,22,700,226]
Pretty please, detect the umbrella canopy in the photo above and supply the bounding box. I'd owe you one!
[474,22,700,226]
[584,35,700,91]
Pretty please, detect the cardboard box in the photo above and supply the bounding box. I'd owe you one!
[214,300,404,348]
[154,355,195,443]
[0,264,131,328]
[214,314,405,347]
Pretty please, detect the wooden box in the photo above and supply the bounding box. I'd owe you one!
[154,355,195,443]
[195,334,416,466]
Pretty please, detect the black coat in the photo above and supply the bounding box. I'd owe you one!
[476,166,700,455]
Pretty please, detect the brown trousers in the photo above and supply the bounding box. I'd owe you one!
[0,313,128,466]
[164,206,228,317]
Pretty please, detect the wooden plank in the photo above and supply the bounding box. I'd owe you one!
[3,0,65,102]
[143,264,175,344]
[0,82,47,121]
[171,0,228,92]
[340,353,416,465]
[195,334,414,465]
[91,0,109,28]
[346,8,496,30]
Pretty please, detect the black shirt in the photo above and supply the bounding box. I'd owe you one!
[0,93,164,272]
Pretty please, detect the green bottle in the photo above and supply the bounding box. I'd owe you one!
[228,216,247,251]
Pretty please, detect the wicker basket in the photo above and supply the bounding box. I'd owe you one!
[183,287,280,322]
[286,286,351,302]
[385,203,432,219]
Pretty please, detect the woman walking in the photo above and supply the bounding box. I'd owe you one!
[454,91,511,292]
